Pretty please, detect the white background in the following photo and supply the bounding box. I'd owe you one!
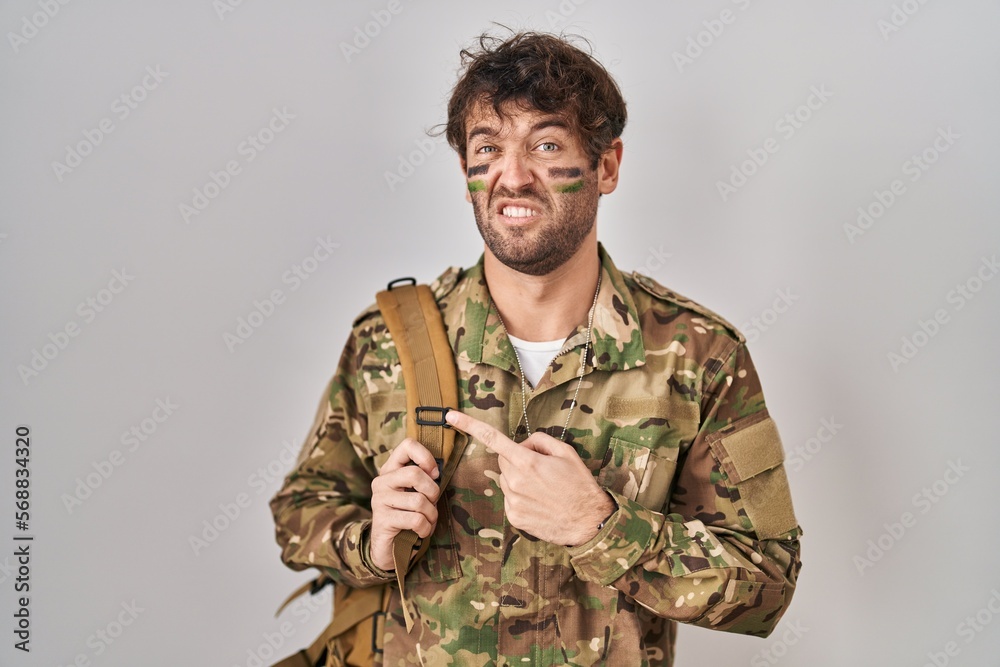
[2,1,999,665]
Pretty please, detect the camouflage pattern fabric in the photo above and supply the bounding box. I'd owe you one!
[269,242,803,666]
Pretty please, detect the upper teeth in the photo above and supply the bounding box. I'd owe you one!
[503,206,537,218]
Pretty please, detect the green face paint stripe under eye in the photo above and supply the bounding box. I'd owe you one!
[468,180,486,192]
[467,164,489,177]
[554,179,585,193]
[548,167,583,178]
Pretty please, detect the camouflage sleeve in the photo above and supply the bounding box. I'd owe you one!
[566,339,802,636]
[268,329,394,588]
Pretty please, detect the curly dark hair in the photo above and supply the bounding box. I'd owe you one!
[434,28,627,171]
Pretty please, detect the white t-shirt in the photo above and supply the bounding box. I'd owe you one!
[506,333,568,389]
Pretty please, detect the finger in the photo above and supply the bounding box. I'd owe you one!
[380,438,440,479]
[495,453,526,481]
[497,469,512,497]
[376,489,440,524]
[373,506,437,539]
[521,432,576,458]
[445,409,525,463]
[373,466,441,502]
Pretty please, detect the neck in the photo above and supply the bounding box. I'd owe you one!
[484,233,601,342]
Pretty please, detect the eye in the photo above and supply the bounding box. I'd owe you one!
[537,142,558,152]
[476,145,497,154]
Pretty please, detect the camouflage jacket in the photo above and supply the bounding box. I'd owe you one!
[269,242,802,666]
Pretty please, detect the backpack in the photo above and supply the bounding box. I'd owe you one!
[271,278,466,666]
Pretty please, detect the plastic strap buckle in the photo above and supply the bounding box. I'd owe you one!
[415,406,452,428]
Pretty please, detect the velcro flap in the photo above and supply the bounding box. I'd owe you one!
[710,415,799,539]
[721,417,784,484]
[606,396,699,422]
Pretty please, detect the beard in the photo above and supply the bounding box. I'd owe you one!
[471,177,599,277]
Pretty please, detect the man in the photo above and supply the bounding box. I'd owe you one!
[270,30,802,665]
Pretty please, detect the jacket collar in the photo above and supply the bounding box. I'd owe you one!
[445,242,646,389]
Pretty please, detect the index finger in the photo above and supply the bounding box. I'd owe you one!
[445,409,525,463]
[381,437,439,478]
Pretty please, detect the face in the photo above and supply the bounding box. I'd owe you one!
[461,101,621,277]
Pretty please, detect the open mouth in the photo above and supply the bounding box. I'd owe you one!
[500,205,540,219]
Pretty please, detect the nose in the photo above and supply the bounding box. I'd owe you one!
[495,151,535,192]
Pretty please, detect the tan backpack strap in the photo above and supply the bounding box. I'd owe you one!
[375,279,459,633]
[273,575,330,618]
[389,431,471,605]
[376,280,457,463]
[410,430,469,564]
[272,585,385,667]
[325,586,385,643]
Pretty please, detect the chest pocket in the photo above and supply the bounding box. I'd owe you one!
[597,436,679,512]
[593,396,700,512]
[368,389,463,583]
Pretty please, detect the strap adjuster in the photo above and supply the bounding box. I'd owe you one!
[387,277,416,290]
[371,610,386,654]
[309,576,332,596]
[415,406,452,428]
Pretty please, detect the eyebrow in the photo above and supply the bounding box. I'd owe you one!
[467,117,570,142]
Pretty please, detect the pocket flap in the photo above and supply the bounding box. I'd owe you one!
[597,436,651,502]
[708,415,799,540]
[714,416,784,484]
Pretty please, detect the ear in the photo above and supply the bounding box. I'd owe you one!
[460,156,472,203]
[597,137,623,196]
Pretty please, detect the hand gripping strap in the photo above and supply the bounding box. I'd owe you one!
[271,280,461,667]
[375,282,459,633]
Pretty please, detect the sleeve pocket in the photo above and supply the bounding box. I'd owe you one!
[708,415,798,540]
